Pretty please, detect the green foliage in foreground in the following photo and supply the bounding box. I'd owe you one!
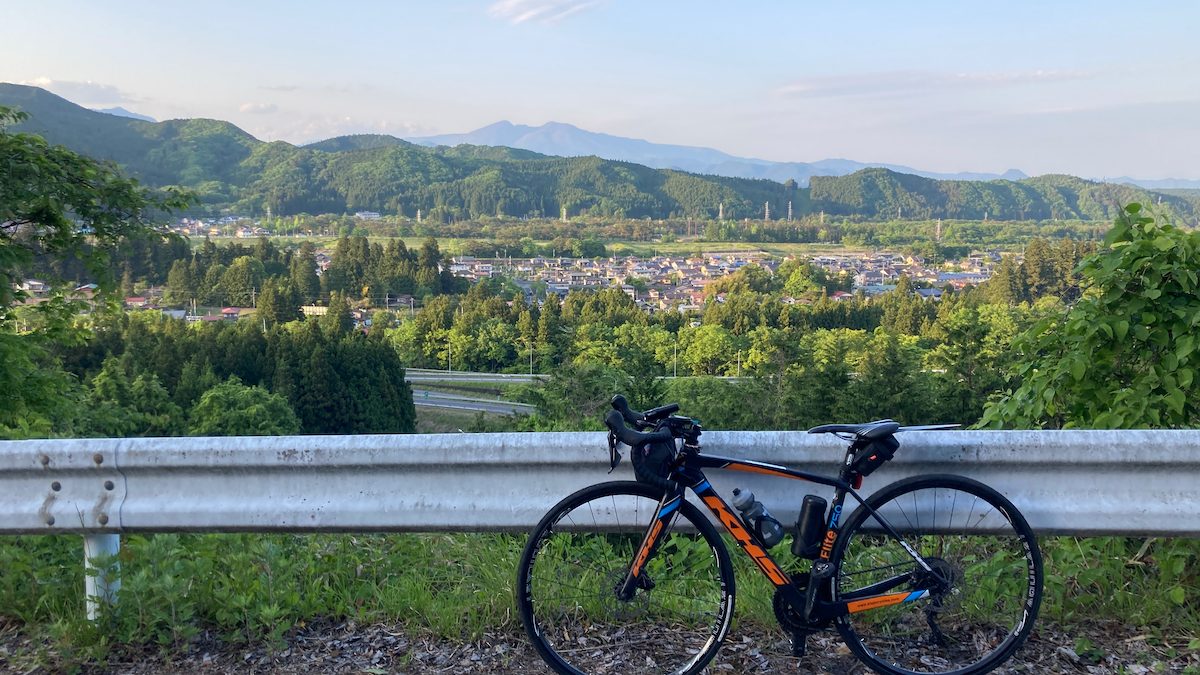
[984,204,1200,428]
[1,532,1198,666]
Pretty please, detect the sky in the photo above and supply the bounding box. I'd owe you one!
[4,0,1200,179]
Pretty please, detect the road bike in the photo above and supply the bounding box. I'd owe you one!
[516,396,1043,674]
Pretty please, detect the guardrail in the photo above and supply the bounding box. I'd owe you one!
[3,429,1199,617]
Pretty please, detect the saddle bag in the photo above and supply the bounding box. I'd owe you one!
[851,435,900,478]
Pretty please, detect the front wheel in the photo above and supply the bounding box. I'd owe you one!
[516,481,735,675]
[831,474,1042,675]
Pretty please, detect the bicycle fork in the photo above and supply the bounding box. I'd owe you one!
[616,486,686,601]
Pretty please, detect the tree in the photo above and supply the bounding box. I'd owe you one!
[83,356,185,437]
[218,256,265,306]
[0,105,189,438]
[164,258,196,306]
[983,205,1200,429]
[290,242,321,303]
[681,324,738,376]
[257,278,300,325]
[188,376,300,436]
[837,329,935,424]
[0,106,189,307]
[321,292,355,335]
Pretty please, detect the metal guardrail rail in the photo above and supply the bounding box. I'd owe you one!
[3,430,1199,616]
[4,429,1198,536]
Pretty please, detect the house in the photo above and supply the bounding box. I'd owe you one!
[124,296,148,308]
[221,307,247,320]
[20,280,49,297]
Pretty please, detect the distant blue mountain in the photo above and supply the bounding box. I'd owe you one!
[92,106,156,123]
[1110,176,1200,190]
[406,120,1029,186]
[311,119,1192,190]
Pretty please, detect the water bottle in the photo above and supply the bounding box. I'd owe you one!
[731,487,785,548]
[792,494,828,559]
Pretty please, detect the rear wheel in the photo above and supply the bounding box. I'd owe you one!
[831,474,1042,675]
[516,481,735,675]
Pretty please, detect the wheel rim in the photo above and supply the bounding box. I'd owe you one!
[521,487,731,675]
[835,482,1039,674]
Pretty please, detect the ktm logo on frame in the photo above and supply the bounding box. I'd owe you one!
[632,519,664,576]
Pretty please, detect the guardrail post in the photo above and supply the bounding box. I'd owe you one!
[84,533,120,620]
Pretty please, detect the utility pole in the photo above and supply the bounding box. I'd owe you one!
[718,202,724,220]
[787,201,793,222]
[737,351,741,378]
[410,297,415,318]
[673,342,678,378]
[447,337,451,373]
[764,202,770,221]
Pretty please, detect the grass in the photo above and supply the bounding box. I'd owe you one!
[411,382,525,399]
[2,531,1198,667]
[413,406,503,433]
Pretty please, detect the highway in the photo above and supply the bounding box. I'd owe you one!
[410,388,534,415]
[406,369,545,384]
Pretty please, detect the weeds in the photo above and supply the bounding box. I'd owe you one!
[1,533,1198,664]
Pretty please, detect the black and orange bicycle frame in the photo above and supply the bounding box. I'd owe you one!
[618,447,938,621]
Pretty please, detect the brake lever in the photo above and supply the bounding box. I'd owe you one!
[607,429,623,473]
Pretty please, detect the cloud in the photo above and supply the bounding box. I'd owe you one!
[487,0,602,25]
[247,115,433,145]
[19,77,134,105]
[258,83,370,95]
[239,102,278,114]
[775,69,1093,99]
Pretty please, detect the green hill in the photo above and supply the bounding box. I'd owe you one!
[810,168,1199,222]
[3,83,1194,223]
[305,133,408,153]
[1,83,793,219]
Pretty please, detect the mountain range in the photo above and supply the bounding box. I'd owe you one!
[2,82,1197,224]
[405,120,1032,186]
[92,106,156,123]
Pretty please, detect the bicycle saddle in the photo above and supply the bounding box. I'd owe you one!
[807,419,900,441]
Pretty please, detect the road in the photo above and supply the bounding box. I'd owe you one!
[406,369,545,384]
[405,369,748,384]
[410,388,534,415]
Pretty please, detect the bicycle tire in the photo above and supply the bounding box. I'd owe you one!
[831,474,1042,675]
[516,481,735,675]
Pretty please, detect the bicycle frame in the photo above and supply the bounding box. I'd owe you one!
[619,445,939,622]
